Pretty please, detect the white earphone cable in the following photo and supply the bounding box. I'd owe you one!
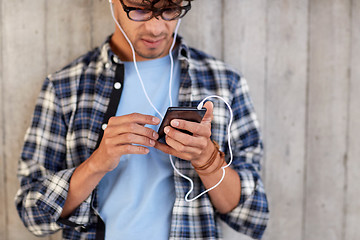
[109,2,233,202]
[178,95,233,202]
[168,19,181,107]
[110,2,180,119]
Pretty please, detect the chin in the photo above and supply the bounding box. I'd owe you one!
[137,51,166,60]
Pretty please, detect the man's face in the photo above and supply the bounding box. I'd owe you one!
[112,0,180,61]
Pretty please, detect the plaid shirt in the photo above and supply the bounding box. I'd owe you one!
[15,36,269,240]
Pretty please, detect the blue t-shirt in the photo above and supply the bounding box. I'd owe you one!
[97,53,181,240]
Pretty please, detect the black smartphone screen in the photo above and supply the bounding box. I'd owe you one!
[158,107,207,139]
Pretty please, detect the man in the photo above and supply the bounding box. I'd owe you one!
[15,0,269,239]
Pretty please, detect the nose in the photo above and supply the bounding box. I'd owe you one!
[143,17,166,36]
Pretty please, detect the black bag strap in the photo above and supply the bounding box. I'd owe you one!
[95,64,124,150]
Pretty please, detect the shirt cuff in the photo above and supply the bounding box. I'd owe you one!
[36,168,92,227]
[219,169,269,239]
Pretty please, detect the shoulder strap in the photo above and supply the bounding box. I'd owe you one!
[95,64,124,149]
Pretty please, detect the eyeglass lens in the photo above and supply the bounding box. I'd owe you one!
[129,8,185,21]
[122,0,190,21]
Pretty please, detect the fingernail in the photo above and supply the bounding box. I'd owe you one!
[164,127,170,134]
[153,117,160,123]
[171,120,179,127]
[150,139,155,146]
[153,131,158,139]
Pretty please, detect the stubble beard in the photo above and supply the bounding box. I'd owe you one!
[133,34,173,60]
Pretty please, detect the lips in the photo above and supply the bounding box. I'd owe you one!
[141,38,164,48]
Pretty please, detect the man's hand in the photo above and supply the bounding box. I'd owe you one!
[155,101,215,166]
[155,101,241,213]
[90,113,160,173]
[61,113,159,218]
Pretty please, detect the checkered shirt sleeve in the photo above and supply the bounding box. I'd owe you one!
[171,48,269,239]
[14,37,269,239]
[217,76,269,239]
[15,77,92,236]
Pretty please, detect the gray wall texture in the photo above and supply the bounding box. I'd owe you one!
[1,0,359,239]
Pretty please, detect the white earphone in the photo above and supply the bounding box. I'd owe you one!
[109,1,233,202]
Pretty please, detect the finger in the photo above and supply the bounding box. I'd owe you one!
[164,126,208,149]
[154,141,174,155]
[108,113,160,126]
[201,101,214,125]
[170,119,211,138]
[111,133,156,147]
[105,122,159,140]
[165,135,202,155]
[117,144,150,155]
[154,141,192,160]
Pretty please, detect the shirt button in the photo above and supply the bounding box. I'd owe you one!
[102,123,108,130]
[113,56,120,64]
[80,225,88,232]
[105,63,110,69]
[114,82,121,89]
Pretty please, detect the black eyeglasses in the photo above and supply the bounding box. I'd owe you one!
[119,0,191,22]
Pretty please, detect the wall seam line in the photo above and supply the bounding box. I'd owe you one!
[90,0,94,48]
[220,0,225,61]
[301,0,311,239]
[341,0,353,239]
[0,1,9,239]
[44,0,49,74]
[263,0,269,184]
[0,0,9,239]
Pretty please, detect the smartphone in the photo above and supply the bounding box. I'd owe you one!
[158,107,207,139]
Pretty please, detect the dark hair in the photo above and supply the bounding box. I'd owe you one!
[142,0,193,8]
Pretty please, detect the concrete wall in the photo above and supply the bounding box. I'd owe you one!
[1,0,359,239]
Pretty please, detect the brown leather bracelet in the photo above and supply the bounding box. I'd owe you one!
[193,140,225,174]
[197,151,225,176]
